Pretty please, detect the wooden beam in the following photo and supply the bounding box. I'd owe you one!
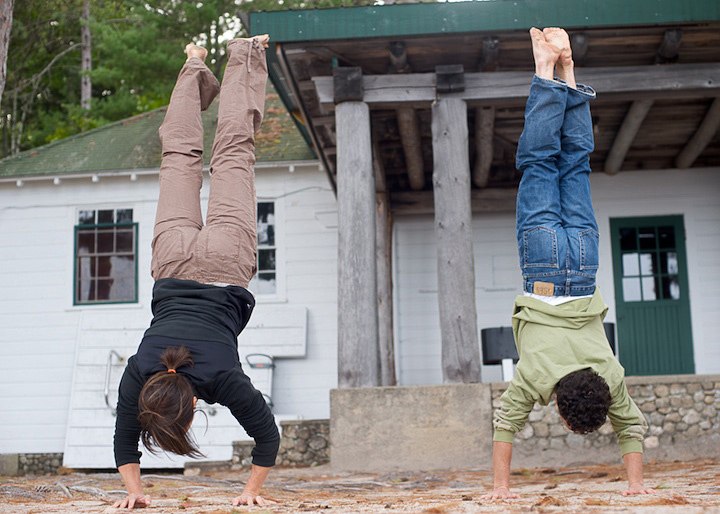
[397,107,425,190]
[313,63,720,109]
[431,97,481,384]
[391,188,516,215]
[372,137,395,387]
[604,99,654,175]
[473,106,495,188]
[656,28,683,64]
[336,101,378,388]
[675,97,720,169]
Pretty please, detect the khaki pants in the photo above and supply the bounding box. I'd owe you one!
[151,39,267,288]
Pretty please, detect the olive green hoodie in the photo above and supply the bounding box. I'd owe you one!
[492,288,646,455]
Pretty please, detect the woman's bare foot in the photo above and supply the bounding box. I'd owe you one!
[529,27,560,81]
[542,27,576,88]
[185,44,208,62]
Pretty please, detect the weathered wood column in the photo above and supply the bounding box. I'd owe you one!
[335,67,379,388]
[431,77,481,383]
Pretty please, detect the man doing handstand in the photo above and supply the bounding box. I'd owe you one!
[484,27,652,499]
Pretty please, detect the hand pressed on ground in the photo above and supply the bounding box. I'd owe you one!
[111,493,151,509]
[232,492,277,506]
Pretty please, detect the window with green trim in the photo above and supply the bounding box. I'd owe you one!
[248,201,276,295]
[74,208,138,304]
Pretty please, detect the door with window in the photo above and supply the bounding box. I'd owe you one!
[610,216,694,375]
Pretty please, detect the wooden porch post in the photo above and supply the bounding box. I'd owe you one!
[335,67,379,388]
[431,97,482,384]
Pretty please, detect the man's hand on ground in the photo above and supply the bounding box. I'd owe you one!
[111,493,151,509]
[480,486,519,500]
[232,492,277,506]
[622,484,656,495]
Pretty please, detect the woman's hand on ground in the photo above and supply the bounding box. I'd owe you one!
[622,484,656,495]
[232,491,277,506]
[480,486,519,500]
[112,493,151,509]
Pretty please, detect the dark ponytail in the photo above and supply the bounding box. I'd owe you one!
[137,346,203,458]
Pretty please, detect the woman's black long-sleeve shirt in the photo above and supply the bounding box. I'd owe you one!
[113,278,280,468]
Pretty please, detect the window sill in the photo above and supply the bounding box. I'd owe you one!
[66,302,146,312]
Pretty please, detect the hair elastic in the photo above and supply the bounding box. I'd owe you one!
[167,369,177,373]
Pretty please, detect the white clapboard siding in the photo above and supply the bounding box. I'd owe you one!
[239,305,308,357]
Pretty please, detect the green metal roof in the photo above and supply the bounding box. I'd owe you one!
[0,84,315,179]
[251,0,720,43]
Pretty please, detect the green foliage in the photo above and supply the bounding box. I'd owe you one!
[2,0,378,157]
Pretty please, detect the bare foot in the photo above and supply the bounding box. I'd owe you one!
[529,27,560,81]
[543,27,576,88]
[185,44,208,62]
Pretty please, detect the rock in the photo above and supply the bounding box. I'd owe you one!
[683,410,701,425]
[681,396,694,408]
[309,436,327,451]
[655,385,669,397]
[644,436,660,449]
[650,425,663,436]
[566,433,584,449]
[655,397,669,408]
[296,426,310,440]
[183,467,200,477]
[549,424,566,437]
[658,407,671,414]
[670,384,685,395]
[549,438,565,450]
[641,401,656,413]
[599,422,614,435]
[677,422,688,431]
[663,422,676,434]
[518,424,534,440]
[533,423,549,438]
[50,459,60,468]
[692,391,704,403]
[699,421,711,430]
[667,413,681,423]
[529,410,544,422]
[536,438,549,450]
[704,395,715,404]
[688,383,703,394]
[670,397,683,408]
[295,439,308,453]
[649,412,664,426]
[687,424,700,437]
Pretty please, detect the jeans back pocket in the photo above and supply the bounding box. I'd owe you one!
[523,226,559,268]
[579,229,599,270]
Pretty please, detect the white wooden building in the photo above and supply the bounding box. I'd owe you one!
[2,0,720,468]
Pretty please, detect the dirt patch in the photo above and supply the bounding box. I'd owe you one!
[1,458,719,513]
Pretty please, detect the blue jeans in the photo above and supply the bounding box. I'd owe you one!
[516,76,598,296]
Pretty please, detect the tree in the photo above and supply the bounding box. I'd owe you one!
[0,0,13,106]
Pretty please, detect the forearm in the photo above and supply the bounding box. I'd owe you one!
[243,464,271,495]
[492,441,513,489]
[118,463,144,495]
[623,452,644,487]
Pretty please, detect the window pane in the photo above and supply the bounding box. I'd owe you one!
[116,229,134,253]
[108,277,135,301]
[641,276,658,301]
[660,251,678,275]
[111,255,135,278]
[258,223,275,246]
[662,276,681,300]
[623,277,642,302]
[258,202,274,223]
[97,256,113,277]
[97,230,114,253]
[78,210,95,225]
[96,279,114,300]
[98,210,114,224]
[77,230,96,255]
[622,253,639,276]
[638,227,656,250]
[619,228,637,251]
[258,249,276,271]
[256,272,276,295]
[658,226,676,249]
[116,209,133,224]
[639,253,656,277]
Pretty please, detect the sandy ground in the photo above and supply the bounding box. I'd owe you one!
[2,459,720,513]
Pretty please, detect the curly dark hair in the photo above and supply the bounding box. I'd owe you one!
[555,369,611,435]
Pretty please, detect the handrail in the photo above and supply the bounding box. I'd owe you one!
[104,350,124,416]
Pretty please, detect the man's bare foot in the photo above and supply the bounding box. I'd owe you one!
[232,34,270,49]
[185,44,208,62]
[529,27,560,81]
[543,27,576,88]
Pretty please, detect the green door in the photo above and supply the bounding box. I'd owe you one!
[609,216,694,376]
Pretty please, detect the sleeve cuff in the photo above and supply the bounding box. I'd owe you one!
[619,439,644,456]
[493,430,515,444]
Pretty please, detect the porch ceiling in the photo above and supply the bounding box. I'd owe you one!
[250,2,720,207]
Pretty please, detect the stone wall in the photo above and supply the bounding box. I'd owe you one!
[492,374,720,467]
[232,419,330,469]
[0,453,65,476]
